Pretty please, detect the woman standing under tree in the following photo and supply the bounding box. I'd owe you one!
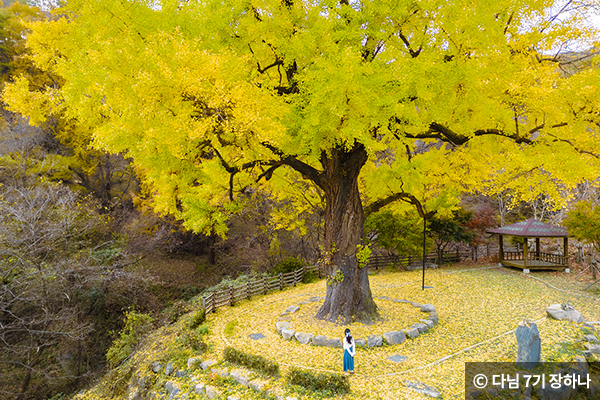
[343,328,355,374]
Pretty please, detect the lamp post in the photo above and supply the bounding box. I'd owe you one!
[422,212,426,290]
[422,211,434,290]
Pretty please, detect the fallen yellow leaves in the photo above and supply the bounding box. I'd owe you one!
[205,265,599,399]
[73,264,600,400]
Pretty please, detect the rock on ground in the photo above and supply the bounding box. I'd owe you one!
[585,344,600,354]
[282,329,296,340]
[429,313,439,324]
[194,383,205,394]
[200,360,216,370]
[404,328,419,339]
[276,321,292,335]
[250,379,266,392]
[383,331,406,345]
[152,362,162,373]
[411,322,428,333]
[405,380,440,398]
[387,354,408,363]
[295,332,314,344]
[230,370,249,387]
[420,319,435,329]
[249,333,266,340]
[367,335,383,347]
[165,362,174,375]
[312,335,341,347]
[584,334,599,343]
[420,304,436,312]
[546,304,584,323]
[187,357,202,368]
[205,385,220,399]
[284,305,300,314]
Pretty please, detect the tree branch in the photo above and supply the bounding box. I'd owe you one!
[396,121,535,146]
[364,191,436,219]
[546,134,600,159]
[398,31,422,58]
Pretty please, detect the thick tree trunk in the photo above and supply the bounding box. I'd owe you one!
[315,144,379,323]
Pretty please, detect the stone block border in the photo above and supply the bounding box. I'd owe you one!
[275,295,439,347]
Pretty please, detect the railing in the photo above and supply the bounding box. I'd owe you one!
[200,246,495,314]
[504,250,524,261]
[503,250,567,266]
[202,265,321,314]
[367,246,498,270]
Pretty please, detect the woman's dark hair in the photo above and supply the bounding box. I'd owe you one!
[344,328,352,344]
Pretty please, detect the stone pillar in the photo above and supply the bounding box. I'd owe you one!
[515,320,541,369]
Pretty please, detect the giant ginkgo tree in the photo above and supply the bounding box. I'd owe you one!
[5,0,600,323]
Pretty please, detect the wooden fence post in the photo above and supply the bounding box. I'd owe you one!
[202,296,206,311]
[230,286,234,306]
[263,276,267,295]
[246,280,250,299]
[280,273,283,290]
[212,292,216,313]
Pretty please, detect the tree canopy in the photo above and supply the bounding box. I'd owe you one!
[5,0,600,322]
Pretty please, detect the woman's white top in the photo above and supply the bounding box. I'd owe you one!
[343,338,355,357]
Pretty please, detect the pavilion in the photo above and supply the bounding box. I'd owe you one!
[486,219,569,273]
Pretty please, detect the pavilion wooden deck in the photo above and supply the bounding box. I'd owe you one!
[501,250,569,271]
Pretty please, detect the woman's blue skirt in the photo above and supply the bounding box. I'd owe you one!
[343,349,354,372]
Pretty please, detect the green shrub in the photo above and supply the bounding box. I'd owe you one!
[270,256,305,275]
[200,272,269,296]
[189,309,206,329]
[223,346,279,376]
[270,256,316,283]
[224,319,238,336]
[180,324,210,353]
[302,270,317,284]
[287,367,350,395]
[196,324,210,336]
[162,299,193,324]
[106,310,154,368]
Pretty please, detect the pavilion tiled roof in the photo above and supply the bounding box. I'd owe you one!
[486,218,568,237]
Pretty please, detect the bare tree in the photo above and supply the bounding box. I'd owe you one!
[0,182,101,399]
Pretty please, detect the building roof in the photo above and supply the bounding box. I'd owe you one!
[486,218,568,238]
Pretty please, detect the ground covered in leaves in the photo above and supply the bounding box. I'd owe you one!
[77,264,600,399]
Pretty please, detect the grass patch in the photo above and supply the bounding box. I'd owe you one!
[287,367,350,396]
[224,319,238,336]
[189,309,206,329]
[223,346,280,376]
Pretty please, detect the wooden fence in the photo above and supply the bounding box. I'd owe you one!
[200,245,496,314]
[202,265,321,313]
[367,245,499,270]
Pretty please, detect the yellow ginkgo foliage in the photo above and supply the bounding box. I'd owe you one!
[4,0,600,323]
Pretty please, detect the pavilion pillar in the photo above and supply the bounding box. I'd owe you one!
[564,237,569,267]
[499,235,504,265]
[535,237,540,263]
[523,238,528,269]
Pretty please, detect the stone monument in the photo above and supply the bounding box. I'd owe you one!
[515,319,541,369]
